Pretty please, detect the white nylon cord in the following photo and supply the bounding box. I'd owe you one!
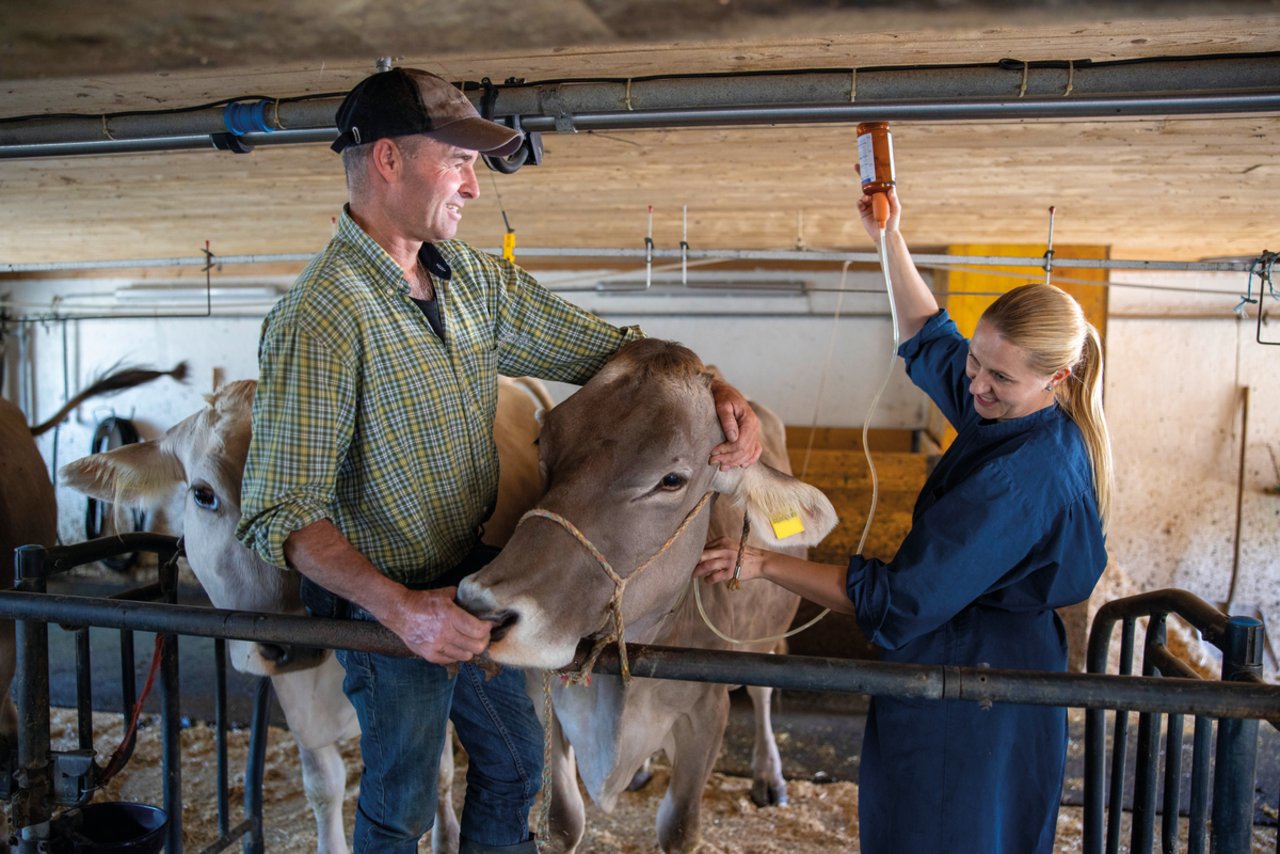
[693,224,902,645]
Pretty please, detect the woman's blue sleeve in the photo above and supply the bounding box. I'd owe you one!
[898,310,974,429]
[846,460,1049,651]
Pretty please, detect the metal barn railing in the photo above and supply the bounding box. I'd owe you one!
[3,538,1277,852]
[1085,589,1278,854]
[6,536,270,854]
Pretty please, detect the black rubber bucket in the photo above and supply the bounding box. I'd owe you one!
[55,802,167,853]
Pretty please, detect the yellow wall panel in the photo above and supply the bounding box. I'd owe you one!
[929,244,1110,451]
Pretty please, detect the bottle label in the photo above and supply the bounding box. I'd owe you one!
[857,133,876,186]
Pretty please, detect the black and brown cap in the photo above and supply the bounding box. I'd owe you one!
[330,67,523,157]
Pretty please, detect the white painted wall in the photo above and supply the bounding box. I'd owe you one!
[3,266,923,546]
[4,266,1276,666]
[1105,271,1279,665]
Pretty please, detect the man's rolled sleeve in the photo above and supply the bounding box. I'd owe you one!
[236,301,356,570]
[238,493,332,571]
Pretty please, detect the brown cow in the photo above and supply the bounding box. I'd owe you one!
[457,339,838,853]
[1,363,185,847]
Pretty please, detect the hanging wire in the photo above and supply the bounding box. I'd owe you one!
[1234,250,1279,345]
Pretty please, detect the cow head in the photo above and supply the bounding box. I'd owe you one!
[456,339,837,669]
[59,380,323,677]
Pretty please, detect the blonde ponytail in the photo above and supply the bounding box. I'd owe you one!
[981,284,1114,529]
[1054,324,1112,528]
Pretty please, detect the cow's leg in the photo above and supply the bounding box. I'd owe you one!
[546,713,585,853]
[432,723,460,854]
[627,754,655,791]
[745,684,787,806]
[296,740,348,854]
[655,687,729,854]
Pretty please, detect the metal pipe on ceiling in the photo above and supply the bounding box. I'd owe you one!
[2,54,1278,158]
[0,247,1261,275]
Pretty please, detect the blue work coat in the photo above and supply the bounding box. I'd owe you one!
[846,310,1108,854]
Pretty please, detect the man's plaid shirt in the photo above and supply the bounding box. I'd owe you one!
[236,208,641,585]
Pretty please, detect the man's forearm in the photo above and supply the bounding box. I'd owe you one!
[283,518,407,624]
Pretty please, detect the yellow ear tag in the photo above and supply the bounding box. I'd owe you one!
[770,513,805,540]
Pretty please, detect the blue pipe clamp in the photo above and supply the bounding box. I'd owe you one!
[222,100,275,136]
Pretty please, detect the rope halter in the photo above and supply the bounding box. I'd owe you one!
[516,490,714,684]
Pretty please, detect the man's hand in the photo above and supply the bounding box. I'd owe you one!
[708,378,762,470]
[379,586,492,666]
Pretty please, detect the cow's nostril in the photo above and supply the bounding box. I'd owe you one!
[487,610,519,643]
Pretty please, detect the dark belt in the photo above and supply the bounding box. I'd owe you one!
[300,542,501,621]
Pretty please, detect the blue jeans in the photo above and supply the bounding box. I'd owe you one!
[301,547,541,852]
[335,641,543,853]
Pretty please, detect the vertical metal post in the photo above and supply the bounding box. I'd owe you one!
[1132,618,1165,854]
[1210,616,1263,854]
[1187,716,1212,854]
[243,677,270,854]
[1084,700,1106,854]
[74,628,93,752]
[159,551,183,853]
[1107,619,1137,853]
[215,638,229,840]
[1161,712,1184,853]
[12,545,51,854]
[118,628,136,760]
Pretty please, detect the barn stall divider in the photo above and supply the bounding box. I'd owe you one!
[2,536,1277,853]
[6,536,272,854]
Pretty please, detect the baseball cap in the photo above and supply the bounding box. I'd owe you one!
[330,67,523,157]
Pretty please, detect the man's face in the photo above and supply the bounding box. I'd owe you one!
[397,136,480,243]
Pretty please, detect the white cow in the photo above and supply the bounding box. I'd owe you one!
[59,375,551,854]
[457,339,839,853]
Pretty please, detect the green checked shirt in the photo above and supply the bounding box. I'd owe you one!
[236,208,642,585]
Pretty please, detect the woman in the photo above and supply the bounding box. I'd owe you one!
[696,188,1112,853]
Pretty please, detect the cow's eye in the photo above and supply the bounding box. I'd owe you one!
[658,473,687,491]
[191,484,221,512]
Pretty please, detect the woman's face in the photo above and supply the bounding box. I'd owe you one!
[965,320,1062,421]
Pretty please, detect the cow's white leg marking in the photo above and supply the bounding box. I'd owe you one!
[746,683,788,807]
[297,739,348,854]
[547,715,585,853]
[431,721,460,854]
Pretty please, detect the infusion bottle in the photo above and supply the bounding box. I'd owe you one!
[856,122,895,195]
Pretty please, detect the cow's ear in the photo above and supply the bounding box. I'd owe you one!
[710,462,837,548]
[60,441,186,508]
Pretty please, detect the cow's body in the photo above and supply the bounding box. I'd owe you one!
[59,375,551,854]
[0,398,55,765]
[2,365,185,850]
[458,339,838,853]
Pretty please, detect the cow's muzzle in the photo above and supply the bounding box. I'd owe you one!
[256,642,329,674]
[481,609,520,643]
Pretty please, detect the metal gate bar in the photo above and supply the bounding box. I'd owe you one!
[8,539,267,854]
[1084,589,1274,854]
[8,539,1278,852]
[2,584,1277,718]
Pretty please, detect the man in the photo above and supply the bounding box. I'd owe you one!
[236,66,761,853]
